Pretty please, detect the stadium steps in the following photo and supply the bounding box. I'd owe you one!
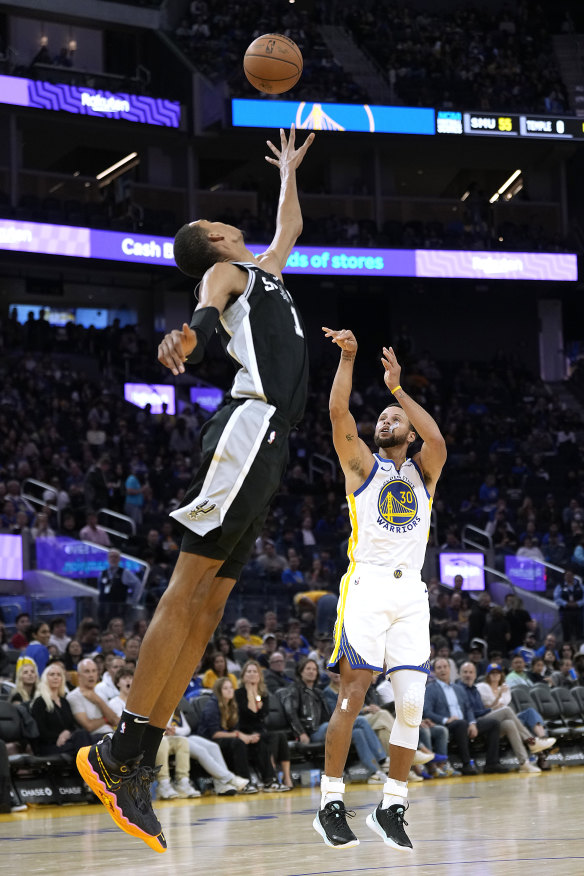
[319,24,394,106]
[552,33,584,118]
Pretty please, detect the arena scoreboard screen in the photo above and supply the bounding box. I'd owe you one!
[437,110,584,140]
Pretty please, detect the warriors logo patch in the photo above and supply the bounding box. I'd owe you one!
[377,479,418,528]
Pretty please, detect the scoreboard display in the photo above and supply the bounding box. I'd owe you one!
[437,110,584,140]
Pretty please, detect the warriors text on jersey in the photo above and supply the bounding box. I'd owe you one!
[213,261,309,426]
[348,454,432,573]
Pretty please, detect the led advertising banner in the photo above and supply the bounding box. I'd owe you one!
[36,537,143,579]
[124,383,176,415]
[232,98,435,135]
[0,219,577,281]
[439,552,485,590]
[0,74,180,128]
[504,556,547,592]
[0,534,23,580]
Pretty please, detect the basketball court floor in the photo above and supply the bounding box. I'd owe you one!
[3,768,584,876]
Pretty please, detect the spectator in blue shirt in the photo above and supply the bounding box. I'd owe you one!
[123,469,144,525]
[513,631,538,664]
[23,621,51,675]
[553,570,584,642]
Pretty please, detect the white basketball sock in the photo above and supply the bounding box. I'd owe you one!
[381,777,408,810]
[320,775,345,809]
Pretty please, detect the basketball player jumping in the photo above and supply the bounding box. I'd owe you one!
[76,125,314,852]
[313,327,446,852]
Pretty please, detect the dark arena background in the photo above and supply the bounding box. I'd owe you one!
[1,0,584,872]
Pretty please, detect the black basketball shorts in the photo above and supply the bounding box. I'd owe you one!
[170,398,290,579]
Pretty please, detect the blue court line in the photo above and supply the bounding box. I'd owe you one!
[285,857,584,876]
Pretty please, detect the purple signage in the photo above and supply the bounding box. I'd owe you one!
[416,249,578,281]
[0,74,180,128]
[504,556,546,592]
[124,383,176,415]
[36,536,143,579]
[0,534,23,581]
[439,551,485,590]
[0,219,577,281]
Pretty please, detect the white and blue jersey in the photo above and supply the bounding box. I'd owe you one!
[329,454,432,676]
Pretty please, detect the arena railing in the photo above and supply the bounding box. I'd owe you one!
[96,508,136,543]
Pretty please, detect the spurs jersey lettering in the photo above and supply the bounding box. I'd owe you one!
[215,261,309,426]
[347,454,431,572]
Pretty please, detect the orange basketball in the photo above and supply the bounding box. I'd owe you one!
[243,33,303,95]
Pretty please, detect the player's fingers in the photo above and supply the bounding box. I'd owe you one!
[280,127,287,149]
[300,132,315,153]
[289,123,296,147]
[380,357,390,370]
[265,157,280,166]
[266,140,280,156]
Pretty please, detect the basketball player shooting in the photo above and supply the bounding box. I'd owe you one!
[76,125,314,853]
[314,328,446,852]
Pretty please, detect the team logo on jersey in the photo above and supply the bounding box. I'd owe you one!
[377,478,418,528]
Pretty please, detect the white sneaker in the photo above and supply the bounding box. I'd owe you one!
[367,770,387,784]
[408,769,423,783]
[413,750,434,765]
[158,778,179,799]
[528,737,556,753]
[519,761,541,773]
[174,777,201,798]
[11,803,27,812]
[229,775,250,792]
[381,757,390,771]
[214,780,237,796]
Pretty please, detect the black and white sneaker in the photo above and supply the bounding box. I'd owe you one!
[366,802,413,851]
[313,800,359,848]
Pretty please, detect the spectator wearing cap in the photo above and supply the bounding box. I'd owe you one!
[263,652,294,694]
[232,618,263,655]
[467,639,488,676]
[513,631,538,664]
[258,633,278,668]
[202,652,239,691]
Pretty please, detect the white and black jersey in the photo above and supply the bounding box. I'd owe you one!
[216,262,309,427]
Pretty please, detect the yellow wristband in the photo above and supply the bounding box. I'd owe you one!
[391,384,402,395]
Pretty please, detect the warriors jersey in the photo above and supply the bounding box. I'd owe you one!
[214,261,309,426]
[348,454,431,573]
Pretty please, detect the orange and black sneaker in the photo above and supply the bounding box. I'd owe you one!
[76,735,166,853]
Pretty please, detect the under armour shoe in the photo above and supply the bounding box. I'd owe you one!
[76,735,166,853]
[366,802,413,851]
[313,800,360,848]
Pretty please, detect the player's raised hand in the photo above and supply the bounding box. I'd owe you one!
[158,323,197,375]
[322,326,358,355]
[381,345,401,390]
[266,124,315,173]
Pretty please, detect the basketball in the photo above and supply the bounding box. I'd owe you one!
[243,33,303,95]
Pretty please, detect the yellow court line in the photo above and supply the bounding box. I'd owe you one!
[4,766,584,822]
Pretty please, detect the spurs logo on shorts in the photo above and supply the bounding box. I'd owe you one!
[377,478,418,528]
[186,498,217,521]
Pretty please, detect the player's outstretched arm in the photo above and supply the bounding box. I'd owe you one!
[158,262,247,375]
[258,124,315,279]
[381,345,447,493]
[323,327,374,491]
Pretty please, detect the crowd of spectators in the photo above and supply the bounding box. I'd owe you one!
[174,0,366,103]
[337,1,571,115]
[1,299,584,798]
[172,0,572,116]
